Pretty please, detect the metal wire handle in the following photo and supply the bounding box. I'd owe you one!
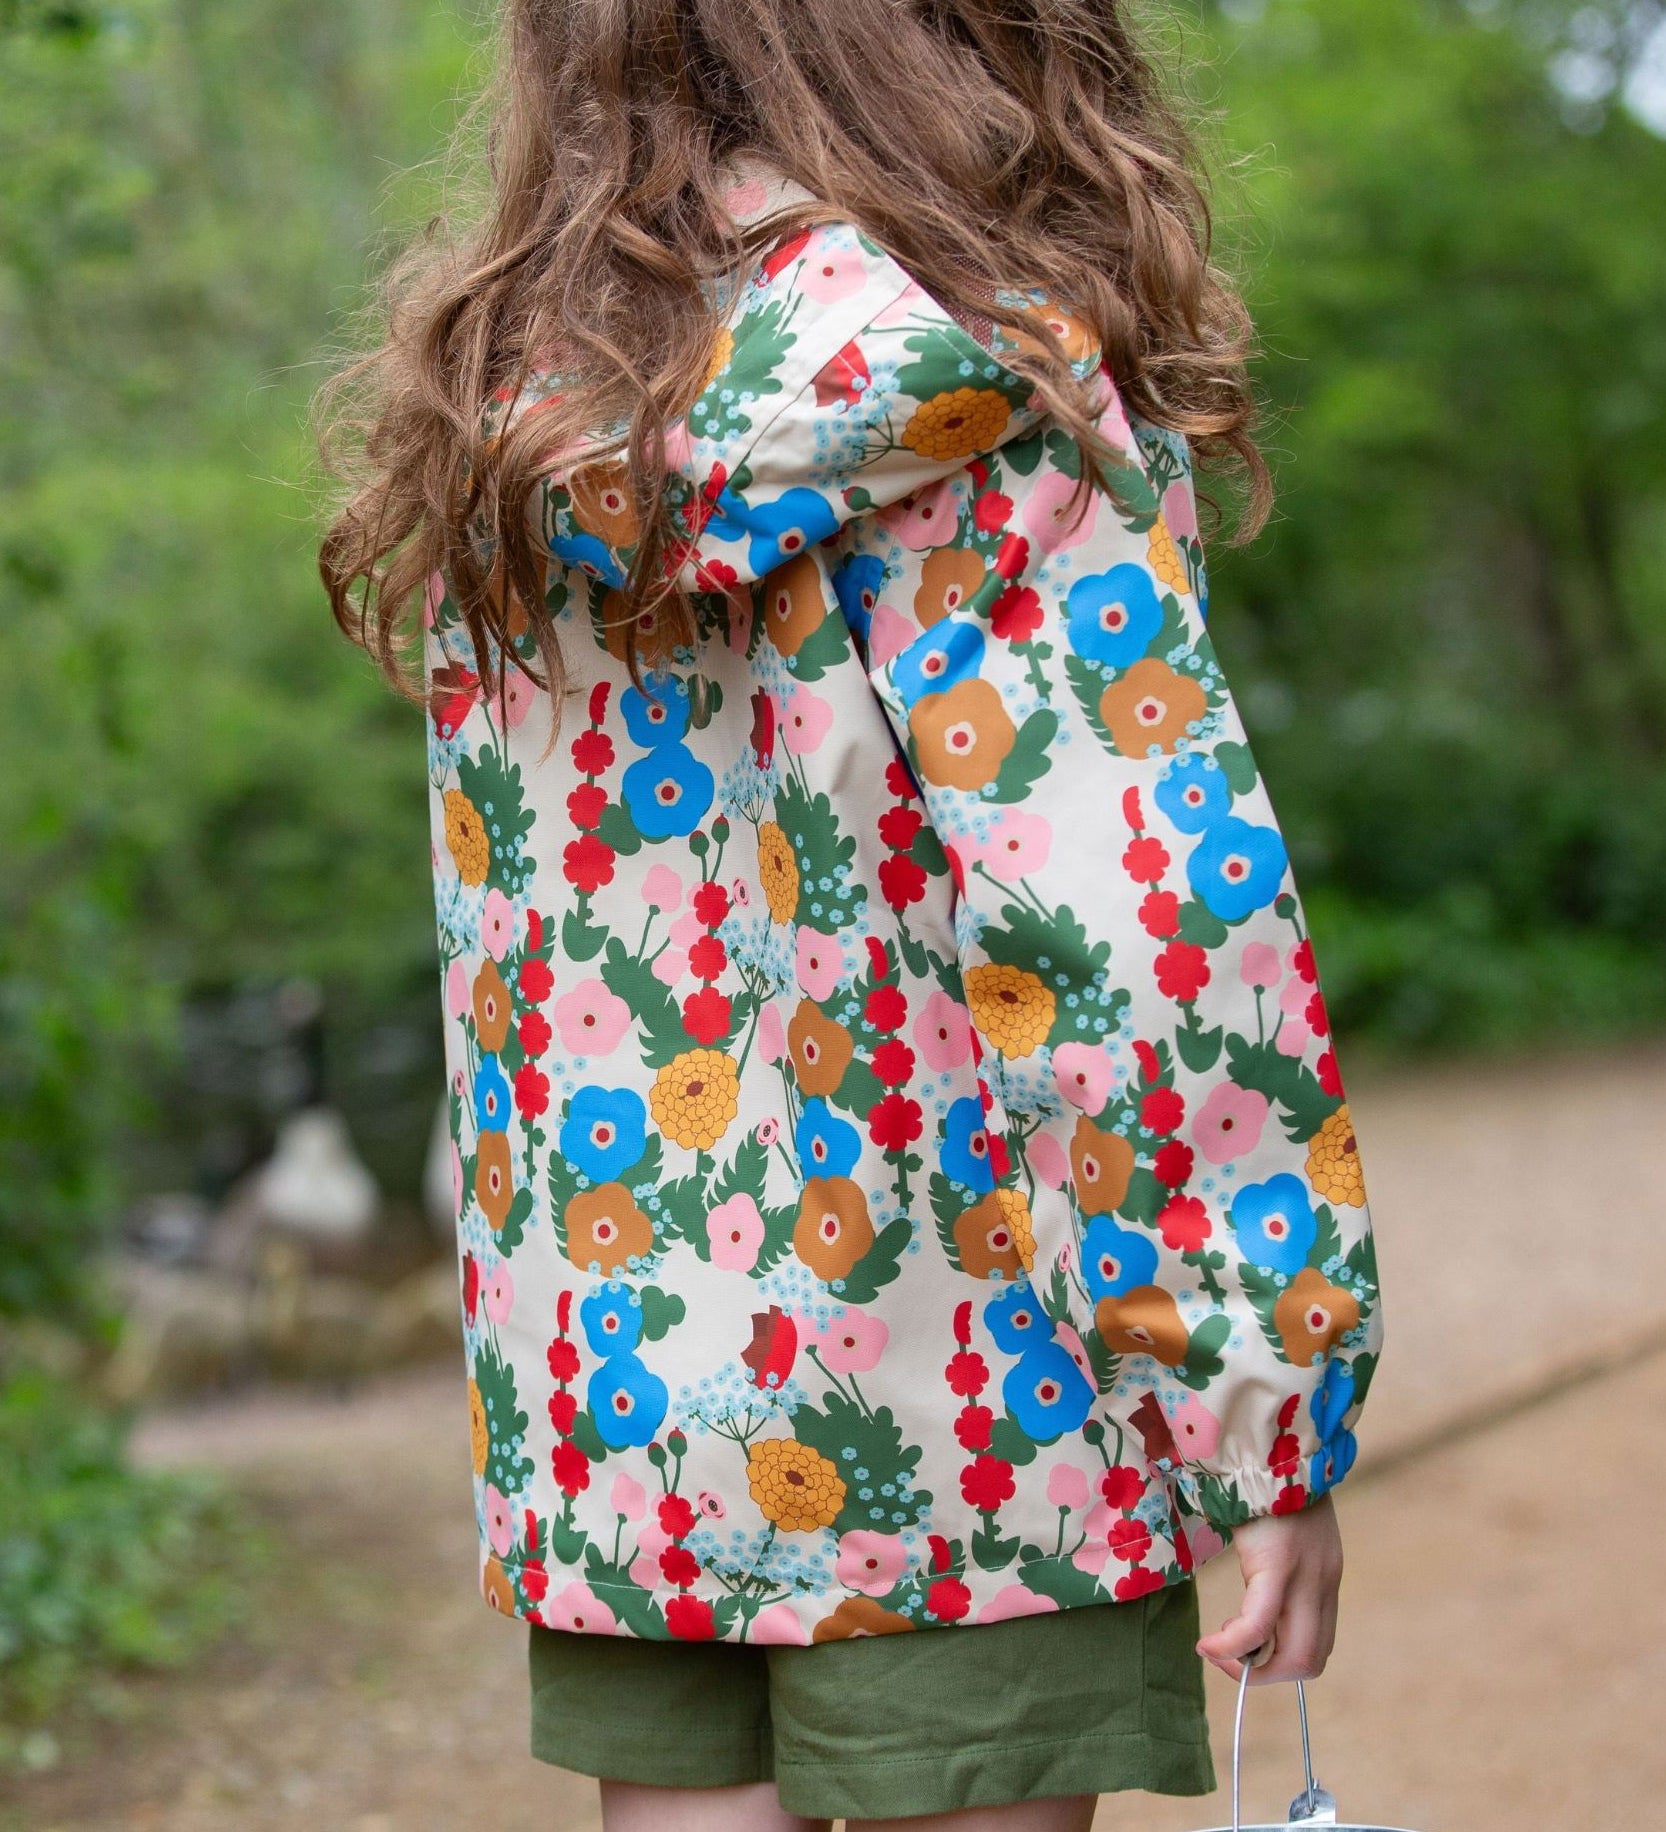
[1231,1646,1338,1829]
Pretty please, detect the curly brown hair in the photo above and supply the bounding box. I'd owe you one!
[315,0,1268,741]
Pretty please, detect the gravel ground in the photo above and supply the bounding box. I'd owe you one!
[9,1040,1666,1831]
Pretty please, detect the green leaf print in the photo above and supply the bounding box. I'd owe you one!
[1063,651,1117,752]
[686,294,798,442]
[582,1547,668,1638]
[568,1407,610,1464]
[495,1183,533,1255]
[599,934,689,1069]
[638,1285,686,1342]
[773,776,867,935]
[1016,1552,1111,1610]
[1173,1312,1232,1392]
[986,1410,1040,1466]
[970,1516,1022,1573]
[1194,1473,1254,1533]
[595,799,644,856]
[834,1215,912,1306]
[1001,429,1046,478]
[455,742,535,899]
[1235,1262,1288,1363]
[792,1389,932,1535]
[1175,898,1230,951]
[473,1338,535,1496]
[561,903,608,963]
[893,327,1032,414]
[1214,739,1259,796]
[781,596,852,683]
[983,707,1059,804]
[1223,1034,1340,1142]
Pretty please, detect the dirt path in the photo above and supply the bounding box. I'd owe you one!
[10,1041,1666,1831]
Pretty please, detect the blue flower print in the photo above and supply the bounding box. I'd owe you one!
[1080,1215,1159,1300]
[889,622,989,708]
[1155,752,1232,835]
[1065,563,1163,669]
[1228,1173,1317,1275]
[580,1283,645,1355]
[983,1279,1051,1355]
[706,484,840,576]
[473,1055,512,1132]
[621,673,691,747]
[622,742,715,839]
[796,1097,862,1178]
[941,1094,995,1191]
[1002,1339,1096,1441]
[589,1354,670,1449]
[1186,815,1288,922]
[560,1085,648,1183]
[1310,1425,1357,1498]
[1311,1357,1356,1443]
[832,553,885,644]
[551,529,626,586]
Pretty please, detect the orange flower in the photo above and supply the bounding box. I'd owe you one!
[472,959,512,1052]
[757,821,800,925]
[915,546,986,628]
[909,679,1016,791]
[963,962,1054,1057]
[482,1554,517,1614]
[762,553,829,657]
[793,1175,875,1282]
[747,1437,846,1531]
[468,1377,489,1477]
[788,998,855,1098]
[475,1131,516,1230]
[953,1188,1032,1280]
[564,1182,654,1275]
[1306,1105,1367,1208]
[569,460,640,546]
[1094,1285,1189,1365]
[444,789,490,886]
[812,1595,915,1641]
[1099,657,1207,757]
[901,388,1012,463]
[1274,1268,1360,1367]
[1070,1116,1135,1216]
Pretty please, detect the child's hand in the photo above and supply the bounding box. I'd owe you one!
[1195,1493,1343,1684]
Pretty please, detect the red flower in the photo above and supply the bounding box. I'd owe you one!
[680,986,732,1045]
[1305,988,1331,1038]
[551,1439,591,1497]
[749,688,775,769]
[741,1305,799,1392]
[1268,1432,1302,1480]
[877,852,928,911]
[928,1533,953,1574]
[1140,1086,1185,1135]
[1100,1466,1145,1510]
[990,584,1044,643]
[1291,938,1317,984]
[760,227,812,278]
[954,1403,995,1451]
[946,1351,988,1398]
[1114,1565,1167,1601]
[864,983,907,1033]
[1317,1048,1343,1098]
[952,1299,973,1348]
[960,1453,1016,1512]
[547,1390,578,1436]
[927,1577,972,1622]
[988,1131,1011,1182]
[871,1038,915,1087]
[657,1492,697,1539]
[868,1091,923,1152]
[1152,1140,1193,1188]
[665,1594,717,1640]
[1122,787,1144,831]
[1138,889,1181,938]
[1158,1194,1211,1254]
[993,532,1030,579]
[517,1011,552,1060]
[865,934,889,980]
[546,1338,580,1383]
[587,682,610,726]
[659,1545,701,1589]
[1154,940,1210,1002]
[519,957,555,1004]
[691,554,738,593]
[567,781,607,830]
[945,841,968,898]
[812,338,871,408]
[878,804,923,850]
[1122,834,1170,883]
[526,909,544,952]
[884,755,916,800]
[514,1062,551,1119]
[692,879,730,927]
[520,1558,550,1604]
[1131,1039,1161,1083]
[571,728,614,776]
[1272,1483,1310,1516]
[1174,1521,1195,1574]
[973,490,1013,534]
[1108,1516,1153,1564]
[688,932,727,981]
[461,1251,480,1324]
[1277,1392,1301,1430]
[563,833,616,895]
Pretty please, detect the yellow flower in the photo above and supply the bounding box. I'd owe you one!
[1001,1186,1037,1274]
[444,789,490,886]
[650,1048,741,1151]
[757,820,799,925]
[747,1437,846,1532]
[1148,516,1190,595]
[901,387,1013,464]
[963,961,1055,1057]
[1306,1104,1367,1207]
[468,1377,489,1477]
[701,323,735,393]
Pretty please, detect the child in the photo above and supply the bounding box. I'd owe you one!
[317,5,1381,1828]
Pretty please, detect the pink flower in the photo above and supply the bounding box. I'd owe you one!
[483,1262,514,1326]
[1073,1500,1119,1575]
[706,1193,766,1272]
[1166,1395,1221,1462]
[450,1142,463,1212]
[1240,941,1282,990]
[1276,1015,1314,1058]
[1186,1517,1229,1567]
[629,1520,671,1589]
[836,1530,909,1596]
[642,863,684,911]
[1192,1081,1269,1165]
[750,1603,812,1645]
[499,670,536,728]
[800,237,866,302]
[1047,1463,1091,1511]
[866,603,918,672]
[809,1306,889,1374]
[1278,974,1312,1018]
[662,419,696,471]
[485,1484,514,1556]
[914,991,973,1071]
[887,476,965,550]
[1023,468,1100,552]
[1027,1129,1070,1190]
[697,1490,726,1520]
[1161,478,1199,544]
[779,685,834,754]
[651,945,689,985]
[1054,1323,1093,1386]
[1052,1041,1118,1113]
[480,890,516,961]
[722,177,769,215]
[547,1580,618,1636]
[611,1473,648,1520]
[978,1584,1060,1623]
[670,907,707,950]
[445,959,471,1020]
[796,928,844,1003]
[553,979,632,1056]
[757,1002,787,1066]
[966,808,1052,881]
[755,1115,780,1147]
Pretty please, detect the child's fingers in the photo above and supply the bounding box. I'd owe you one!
[1195,1564,1287,1679]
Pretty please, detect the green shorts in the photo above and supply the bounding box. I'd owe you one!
[527,1579,1215,1820]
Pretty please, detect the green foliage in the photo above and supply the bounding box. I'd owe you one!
[0,1369,262,1764]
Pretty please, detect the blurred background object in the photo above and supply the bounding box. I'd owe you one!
[1,0,1663,1822]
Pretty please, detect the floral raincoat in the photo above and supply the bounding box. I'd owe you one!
[423,163,1383,1646]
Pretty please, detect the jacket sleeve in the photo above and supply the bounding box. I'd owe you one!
[785,290,1383,1535]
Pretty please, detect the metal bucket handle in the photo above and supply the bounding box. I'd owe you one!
[1230,1642,1339,1830]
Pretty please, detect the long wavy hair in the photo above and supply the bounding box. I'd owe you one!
[315,0,1269,743]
